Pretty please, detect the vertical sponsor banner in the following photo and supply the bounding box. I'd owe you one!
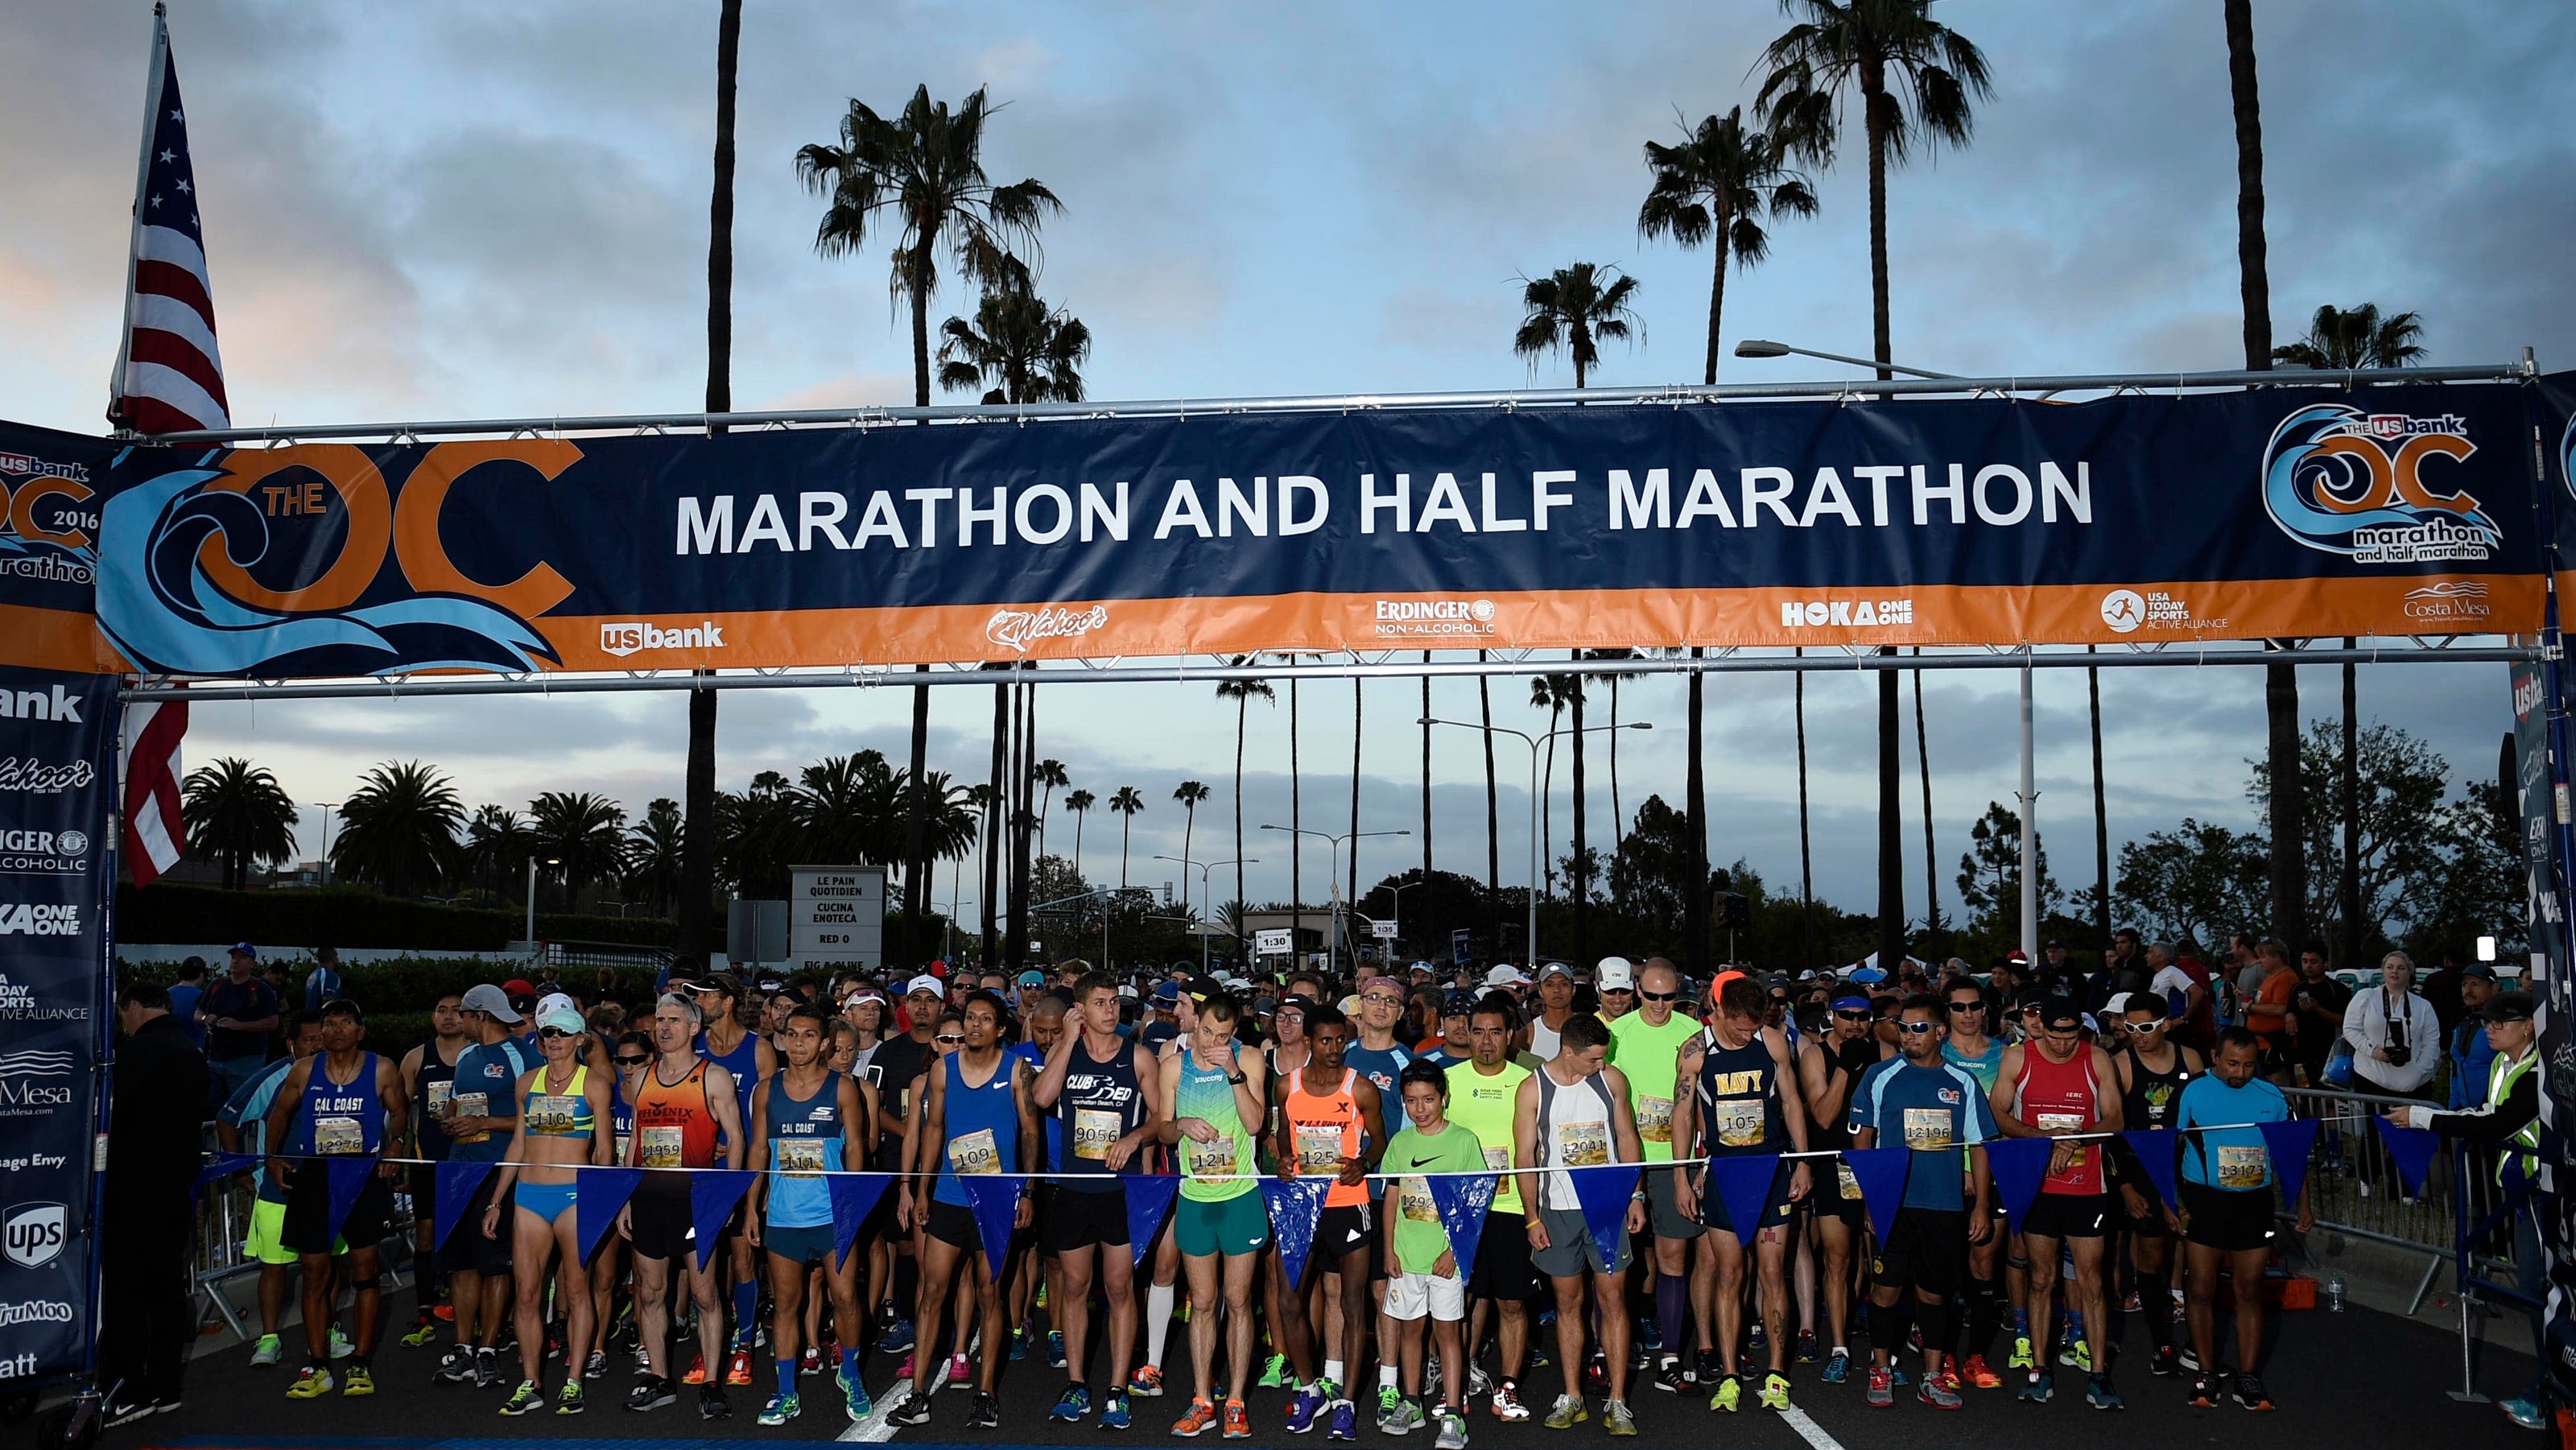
[0,665,116,1386]
[2522,366,2576,1389]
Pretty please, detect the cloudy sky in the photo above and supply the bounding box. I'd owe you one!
[6,2,2571,933]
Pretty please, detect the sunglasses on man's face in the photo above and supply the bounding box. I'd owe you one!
[1641,989,1678,1003]
[1897,1021,1940,1035]
[1833,1010,1870,1022]
[1946,1000,1984,1013]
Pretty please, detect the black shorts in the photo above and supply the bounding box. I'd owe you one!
[1315,1203,1375,1265]
[1806,1185,1868,1232]
[1047,1184,1132,1254]
[628,1184,697,1265]
[1872,1208,1967,1296]
[1700,1158,1794,1235]
[2121,1199,2173,1237]
[438,1174,514,1274]
[283,1163,394,1255]
[407,1160,440,1235]
[2179,1182,2277,1254]
[2021,1192,2115,1241]
[927,1198,988,1254]
[1467,1208,1538,1301]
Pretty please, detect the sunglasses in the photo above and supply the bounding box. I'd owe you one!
[613,1054,650,1066]
[1946,1001,1985,1013]
[935,1033,965,1045]
[1833,1010,1870,1021]
[1897,1021,1940,1035]
[1641,989,1678,1003]
[539,1027,578,1040]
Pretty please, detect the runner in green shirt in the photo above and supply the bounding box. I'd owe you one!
[1383,1060,1489,1448]
[1604,958,1704,1391]
[1445,995,1538,1421]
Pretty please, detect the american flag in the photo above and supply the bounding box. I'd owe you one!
[122,699,188,887]
[108,4,228,435]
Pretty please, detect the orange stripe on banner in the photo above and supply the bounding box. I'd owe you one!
[0,605,124,674]
[524,573,2541,670]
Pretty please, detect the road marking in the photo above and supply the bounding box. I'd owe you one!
[840,1353,950,1441]
[1777,1402,1852,1450]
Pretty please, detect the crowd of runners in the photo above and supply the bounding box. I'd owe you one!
[210,944,2545,1440]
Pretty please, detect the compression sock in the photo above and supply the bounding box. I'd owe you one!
[1866,1301,1901,1363]
[1967,1278,2004,1361]
[778,1357,798,1394]
[1654,1274,1686,1362]
[733,1281,758,1349]
[840,1345,861,1386]
[2136,1271,2171,1350]
[1146,1283,1176,1368]
[1913,1302,1950,1369]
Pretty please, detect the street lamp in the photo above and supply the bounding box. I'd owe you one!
[1154,854,1258,973]
[310,802,341,885]
[1419,717,1649,967]
[525,856,561,946]
[1733,338,1961,380]
[1364,878,1424,959]
[1257,825,1408,979]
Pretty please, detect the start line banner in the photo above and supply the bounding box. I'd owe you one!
[0,378,2562,678]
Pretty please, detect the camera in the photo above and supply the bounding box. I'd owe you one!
[2384,1043,2411,1068]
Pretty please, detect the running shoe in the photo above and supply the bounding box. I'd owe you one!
[2177,1345,2201,1373]
[759,1391,802,1426]
[1490,1380,1530,1422]
[1748,1320,1768,1353]
[1173,1396,1220,1436]
[683,1349,708,1385]
[700,1385,731,1420]
[1602,1398,1636,1436]
[946,1349,970,1386]
[1795,1328,1819,1364]
[889,1390,932,1427]
[1051,1329,1069,1369]
[1889,1363,1910,1388]
[1055,1384,1095,1423]
[2187,1374,2219,1409]
[1758,1373,1790,1411]
[1100,1389,1133,1430]
[1919,1376,1963,1411]
[1468,1365,1493,1399]
[1383,1397,1424,1435]
[2008,1334,2033,1371]
[803,1345,824,1377]
[1377,1384,1403,1423]
[1865,1365,1893,1409]
[1287,1383,1327,1433]
[1260,1353,1290,1390]
[2062,1339,2094,1374]
[1963,1353,2002,1390]
[1130,1364,1166,1398]
[881,1316,916,1353]
[2120,1290,2142,1314]
[251,1333,284,1368]
[727,1348,754,1386]
[1222,1399,1250,1439]
[473,1347,502,1388]
[1328,1398,1358,1440]
[2503,1397,2545,1430]
[1012,1327,1030,1361]
[401,1316,440,1349]
[896,1351,914,1380]
[341,1363,374,1398]
[1542,1394,1586,1430]
[844,1376,874,1423]
[584,1349,607,1381]
[1820,1348,1850,1384]
[2017,1373,2053,1404]
[1937,1356,1963,1394]
[628,1374,675,1411]
[2148,1345,2179,1378]
[1639,1314,1662,1351]
[555,1382,585,1415]
[1707,1375,1740,1413]
[971,1390,1001,1428]
[329,1326,355,1360]
[1435,1407,1469,1450]
[2087,1374,2124,1411]
[1651,1357,1686,1395]
[2232,1374,2275,1411]
[499,1379,542,1415]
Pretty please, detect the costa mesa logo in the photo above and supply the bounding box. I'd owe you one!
[598,620,726,658]
[985,605,1108,655]
[2403,580,2493,622]
[2260,403,2497,563]
[1372,597,1496,638]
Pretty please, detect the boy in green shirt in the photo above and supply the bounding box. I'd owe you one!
[1382,1060,1488,1450]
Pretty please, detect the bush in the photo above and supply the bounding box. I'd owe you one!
[114,882,683,951]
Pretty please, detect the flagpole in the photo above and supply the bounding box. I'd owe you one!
[106,3,170,430]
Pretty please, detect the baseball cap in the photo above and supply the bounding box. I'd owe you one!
[460,984,522,1022]
[1484,964,1530,987]
[2099,992,2132,1018]
[1830,994,1871,1012]
[1441,990,1476,1016]
[2037,997,2083,1031]
[1152,981,1181,1005]
[1117,984,1138,1000]
[2046,939,2066,950]
[2485,991,2537,1024]
[1538,962,1573,982]
[229,942,258,960]
[537,990,579,1022]
[538,1005,586,1035]
[2462,961,2500,982]
[1596,956,1635,991]
[1017,969,1045,986]
[1848,965,1887,985]
[503,977,536,998]
[904,974,943,998]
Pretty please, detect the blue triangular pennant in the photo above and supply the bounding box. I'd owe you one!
[1424,1171,1496,1279]
[191,1151,258,1200]
[1841,1146,1911,1243]
[959,1175,1025,1280]
[576,1167,644,1265]
[689,1168,758,1270]
[2120,1130,2182,1212]
[320,1157,377,1247]
[1708,1155,1781,1247]
[1984,1136,2054,1236]
[2257,1118,2321,1211]
[1125,1175,1183,1270]
[432,1160,497,1250]
[1567,1163,1641,1255]
[2371,1117,2438,1199]
[1261,1177,1331,1287]
[828,1173,892,1270]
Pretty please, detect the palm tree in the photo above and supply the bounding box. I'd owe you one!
[1686,645,1710,977]
[1529,675,1571,897]
[1480,653,1501,924]
[1215,662,1274,911]
[1288,671,1304,942]
[1565,662,1590,960]
[626,798,686,918]
[1758,0,1991,974]
[939,288,1092,403]
[1511,262,1641,388]
[464,805,533,902]
[180,758,298,890]
[1348,680,1364,906]
[329,760,464,898]
[1064,788,1096,879]
[2272,303,2426,371]
[1637,106,1819,383]
[2088,654,2111,949]
[527,791,630,908]
[1108,787,1146,890]
[1914,656,1938,936]
[1174,780,1212,897]
[1034,758,1069,862]
[682,0,741,969]
[1794,650,1814,965]
[796,751,899,865]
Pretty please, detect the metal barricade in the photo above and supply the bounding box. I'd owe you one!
[188,1142,419,1345]
[2282,1084,2519,1315]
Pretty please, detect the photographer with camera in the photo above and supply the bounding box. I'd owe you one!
[2289,944,2351,1087]
[2339,951,2439,1099]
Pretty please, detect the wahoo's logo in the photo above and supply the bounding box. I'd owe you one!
[2260,403,2496,563]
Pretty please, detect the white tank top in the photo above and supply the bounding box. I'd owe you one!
[1534,1064,1617,1211]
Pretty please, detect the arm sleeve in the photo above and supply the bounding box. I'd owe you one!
[2425,1066,2538,1146]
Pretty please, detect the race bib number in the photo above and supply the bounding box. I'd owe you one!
[526,1094,579,1137]
[639,1124,684,1169]
[1636,1096,1674,1145]
[1074,1108,1122,1162]
[1187,1134,1238,1178]
[2214,1143,2268,1189]
[426,1080,453,1118]
[1482,1146,1512,1173]
[451,1092,490,1144]
[1399,1176,1439,1224]
[1554,1119,1610,1169]
[2037,1112,2089,1168]
[947,1128,1001,1176]
[1295,1122,1346,1173]
[1713,1098,1767,1149]
[313,1116,364,1155]
[614,1133,632,1165]
[1901,1106,1954,1151]
[1838,1159,1864,1200]
[773,1138,827,1177]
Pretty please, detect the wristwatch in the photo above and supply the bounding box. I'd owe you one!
[1225,1072,1247,1085]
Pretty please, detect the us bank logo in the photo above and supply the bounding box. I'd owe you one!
[2260,403,2497,563]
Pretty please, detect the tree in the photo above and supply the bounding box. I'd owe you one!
[1956,800,2059,931]
[938,287,1092,403]
[1215,662,1274,911]
[682,0,741,969]
[1064,787,1096,880]
[2088,656,2110,948]
[795,751,901,866]
[2118,818,2268,952]
[1420,655,1434,883]
[1174,780,1212,896]
[1914,656,1938,939]
[625,798,686,917]
[2409,778,2521,962]
[1637,106,1818,384]
[464,805,535,903]
[1530,674,1572,898]
[2248,720,2455,952]
[1108,787,1146,890]
[1794,649,1813,964]
[1607,794,1697,932]
[180,757,298,891]
[1288,667,1305,940]
[528,791,630,907]
[1480,651,1501,900]
[2272,303,2427,371]
[1511,262,1641,389]
[329,759,464,898]
[1033,758,1068,862]
[1759,0,1992,983]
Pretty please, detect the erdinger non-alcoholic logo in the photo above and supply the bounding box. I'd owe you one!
[2260,403,2497,563]
[1372,597,1496,638]
[985,605,1108,654]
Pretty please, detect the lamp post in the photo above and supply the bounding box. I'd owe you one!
[1155,854,1258,973]
[1732,338,1962,380]
[1420,717,1649,967]
[525,856,560,945]
[1257,825,1408,979]
[310,802,341,885]
[1366,878,1423,960]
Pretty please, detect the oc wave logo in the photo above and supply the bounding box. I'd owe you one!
[2561,412,2576,507]
[2260,403,2497,563]
[94,446,572,680]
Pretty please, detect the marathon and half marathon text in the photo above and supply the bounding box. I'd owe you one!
[671,463,2092,555]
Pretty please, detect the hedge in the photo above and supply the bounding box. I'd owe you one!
[115,882,687,951]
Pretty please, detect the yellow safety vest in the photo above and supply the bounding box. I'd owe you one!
[2491,1048,2542,1185]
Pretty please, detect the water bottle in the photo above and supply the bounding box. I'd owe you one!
[2326,1272,2347,1312]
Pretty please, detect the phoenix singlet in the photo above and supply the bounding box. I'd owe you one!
[1285,1068,1368,1208]
[2013,1047,2106,1195]
[291,1052,386,1157]
[932,1051,1018,1208]
[1058,1035,1145,1191]
[764,1069,848,1229]
[633,1057,722,1188]
[1176,1053,1257,1204]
